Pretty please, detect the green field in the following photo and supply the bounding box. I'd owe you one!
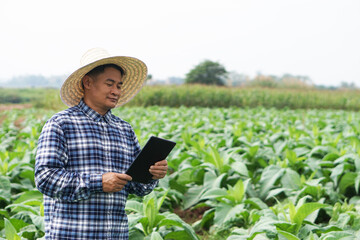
[1,85,360,110]
[1,105,360,239]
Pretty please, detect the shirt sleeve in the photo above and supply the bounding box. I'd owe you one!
[126,179,159,196]
[35,119,103,202]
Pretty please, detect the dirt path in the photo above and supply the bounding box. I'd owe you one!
[0,104,32,111]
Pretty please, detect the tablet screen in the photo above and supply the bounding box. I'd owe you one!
[125,136,176,183]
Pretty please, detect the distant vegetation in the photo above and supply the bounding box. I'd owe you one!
[185,60,227,86]
[0,75,66,88]
[1,85,360,111]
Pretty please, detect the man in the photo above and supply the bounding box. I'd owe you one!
[35,48,168,239]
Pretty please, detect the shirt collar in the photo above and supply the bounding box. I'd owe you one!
[77,99,113,123]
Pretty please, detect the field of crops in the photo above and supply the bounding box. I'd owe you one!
[1,106,360,239]
[2,86,360,111]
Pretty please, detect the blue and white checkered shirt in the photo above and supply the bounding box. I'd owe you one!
[35,99,158,239]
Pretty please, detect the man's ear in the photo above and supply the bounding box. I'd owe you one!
[82,75,92,90]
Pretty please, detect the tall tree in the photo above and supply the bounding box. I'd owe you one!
[185,60,227,86]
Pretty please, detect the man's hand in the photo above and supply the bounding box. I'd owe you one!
[149,159,168,180]
[102,173,132,193]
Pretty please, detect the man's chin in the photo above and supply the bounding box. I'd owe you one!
[106,102,117,109]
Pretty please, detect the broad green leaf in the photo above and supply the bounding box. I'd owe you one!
[214,203,244,226]
[259,165,285,199]
[160,213,199,240]
[322,152,340,161]
[128,214,145,229]
[309,146,332,158]
[318,231,354,240]
[336,213,351,229]
[244,198,268,210]
[281,169,301,190]
[338,172,357,194]
[0,176,11,202]
[200,188,227,200]
[249,145,259,158]
[231,161,249,177]
[247,216,278,240]
[0,209,10,218]
[183,185,206,209]
[293,203,327,233]
[5,204,38,215]
[13,190,43,204]
[334,153,358,164]
[165,231,195,240]
[288,202,296,224]
[330,164,344,186]
[293,147,311,157]
[203,171,226,189]
[129,228,146,240]
[355,155,360,171]
[266,188,286,201]
[158,218,183,228]
[157,190,168,211]
[8,218,29,232]
[126,200,143,213]
[274,141,286,155]
[277,230,300,240]
[4,218,21,240]
[356,175,360,194]
[29,214,45,232]
[150,232,163,240]
[286,150,298,164]
[194,208,215,229]
[226,179,245,204]
[144,197,156,230]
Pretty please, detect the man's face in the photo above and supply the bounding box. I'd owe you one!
[84,67,123,114]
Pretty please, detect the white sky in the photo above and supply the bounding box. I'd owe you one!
[1,0,359,86]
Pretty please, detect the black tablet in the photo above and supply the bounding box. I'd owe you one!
[126,136,176,184]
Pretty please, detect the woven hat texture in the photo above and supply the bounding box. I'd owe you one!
[60,48,147,107]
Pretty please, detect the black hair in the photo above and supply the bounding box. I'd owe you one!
[86,64,125,78]
[82,64,125,90]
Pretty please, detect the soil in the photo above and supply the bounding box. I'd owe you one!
[0,104,32,126]
[173,206,211,224]
[0,104,32,111]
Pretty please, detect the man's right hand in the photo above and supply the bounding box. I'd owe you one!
[102,172,132,193]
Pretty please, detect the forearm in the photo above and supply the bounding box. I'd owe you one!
[35,165,103,202]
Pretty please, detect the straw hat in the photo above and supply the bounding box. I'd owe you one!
[60,48,148,107]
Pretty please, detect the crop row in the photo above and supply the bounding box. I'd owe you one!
[1,107,360,239]
[2,86,360,110]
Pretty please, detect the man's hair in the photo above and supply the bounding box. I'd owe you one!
[86,64,125,78]
[82,64,125,90]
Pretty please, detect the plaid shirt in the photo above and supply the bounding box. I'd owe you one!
[35,100,158,239]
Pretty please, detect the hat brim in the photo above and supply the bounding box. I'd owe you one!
[60,56,147,107]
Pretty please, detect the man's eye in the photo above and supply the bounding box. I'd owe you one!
[107,84,112,87]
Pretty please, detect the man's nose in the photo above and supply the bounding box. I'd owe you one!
[111,86,121,95]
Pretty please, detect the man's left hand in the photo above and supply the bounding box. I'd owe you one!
[149,159,168,180]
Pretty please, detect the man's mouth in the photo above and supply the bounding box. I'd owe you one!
[108,97,118,102]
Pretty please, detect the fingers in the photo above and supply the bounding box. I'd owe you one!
[102,172,132,193]
[150,160,168,180]
[116,173,132,182]
[154,159,168,166]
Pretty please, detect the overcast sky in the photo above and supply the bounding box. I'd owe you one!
[1,0,359,86]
